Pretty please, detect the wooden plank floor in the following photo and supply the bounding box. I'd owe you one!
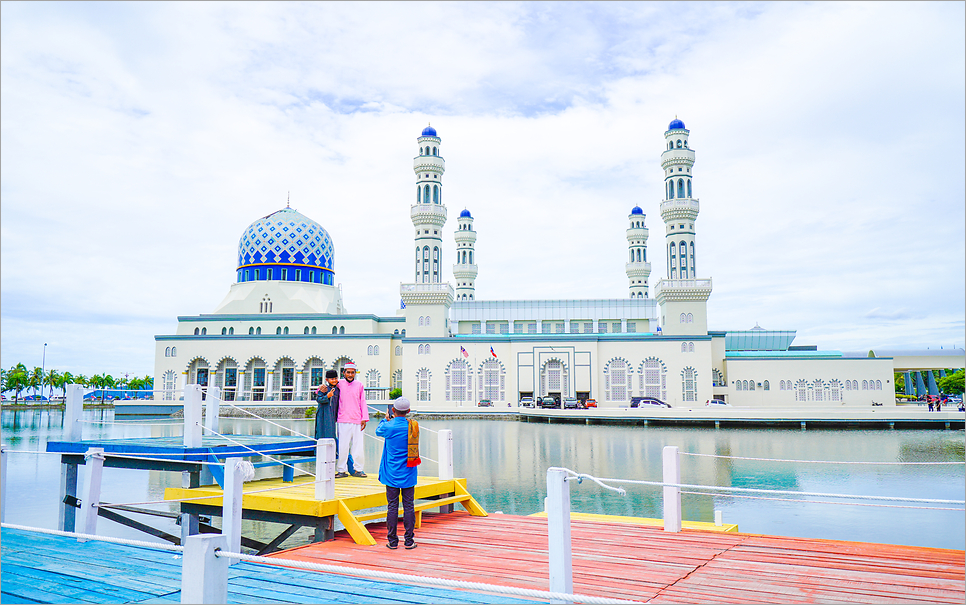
[0,528,532,604]
[272,512,966,604]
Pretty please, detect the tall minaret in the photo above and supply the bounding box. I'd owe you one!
[453,209,478,301]
[660,118,698,279]
[625,206,651,298]
[412,124,447,283]
[655,117,712,337]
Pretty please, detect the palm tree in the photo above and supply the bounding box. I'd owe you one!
[60,372,74,397]
[28,367,43,400]
[74,374,89,388]
[45,369,61,400]
[6,364,29,403]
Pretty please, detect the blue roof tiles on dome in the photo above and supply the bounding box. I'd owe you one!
[238,207,334,272]
[459,209,472,218]
[668,118,686,130]
[421,125,437,137]
[630,206,644,215]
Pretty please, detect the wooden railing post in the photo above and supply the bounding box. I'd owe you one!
[184,384,203,448]
[315,438,336,501]
[546,467,573,601]
[65,384,84,442]
[663,445,682,532]
[438,429,454,481]
[181,534,228,604]
[222,457,244,566]
[79,447,105,542]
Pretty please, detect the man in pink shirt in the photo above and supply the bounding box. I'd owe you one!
[335,362,369,478]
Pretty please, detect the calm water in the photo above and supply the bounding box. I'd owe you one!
[2,409,964,550]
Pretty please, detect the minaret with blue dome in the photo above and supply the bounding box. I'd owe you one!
[453,208,478,300]
[412,124,447,284]
[625,206,651,298]
[660,117,699,279]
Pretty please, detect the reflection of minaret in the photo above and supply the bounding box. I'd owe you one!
[453,209,477,300]
[661,117,698,279]
[412,124,447,283]
[625,206,650,298]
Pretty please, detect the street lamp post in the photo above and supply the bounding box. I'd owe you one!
[41,343,47,400]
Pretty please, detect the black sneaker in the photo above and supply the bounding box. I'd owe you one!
[351,471,367,478]
[386,542,398,550]
[335,472,349,478]
[404,542,417,550]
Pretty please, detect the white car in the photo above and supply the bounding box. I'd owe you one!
[706,399,731,407]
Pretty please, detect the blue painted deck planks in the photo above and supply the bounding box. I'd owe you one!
[1,529,534,604]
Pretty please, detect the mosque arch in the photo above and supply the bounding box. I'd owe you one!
[222,327,227,335]
[332,326,338,334]
[194,328,200,335]
[669,180,674,198]
[604,357,631,403]
[165,347,171,357]
[676,139,682,148]
[339,326,345,334]
[331,356,354,379]
[249,327,255,335]
[424,184,430,204]
[687,313,693,323]
[681,366,697,402]
[311,326,316,334]
[433,185,439,203]
[677,178,684,198]
[302,357,325,400]
[829,379,841,401]
[445,358,472,403]
[416,186,421,203]
[763,380,770,390]
[304,327,309,334]
[416,367,431,402]
[681,342,688,353]
[687,179,692,197]
[539,358,569,399]
[688,342,694,352]
[366,369,381,389]
[276,327,282,335]
[392,369,403,391]
[243,357,265,402]
[478,358,506,402]
[639,358,667,400]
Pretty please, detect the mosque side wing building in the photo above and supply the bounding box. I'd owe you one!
[154,120,962,408]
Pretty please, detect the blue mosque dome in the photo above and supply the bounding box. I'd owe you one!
[459,208,472,218]
[236,208,335,286]
[421,125,437,137]
[668,118,686,130]
[630,206,644,215]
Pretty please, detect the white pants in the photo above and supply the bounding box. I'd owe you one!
[336,422,365,473]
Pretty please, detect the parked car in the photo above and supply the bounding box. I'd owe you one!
[706,399,731,407]
[583,399,597,408]
[477,399,493,407]
[631,396,670,408]
[538,396,559,409]
[519,396,534,408]
[562,397,580,410]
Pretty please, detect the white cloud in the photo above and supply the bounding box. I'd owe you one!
[2,1,964,376]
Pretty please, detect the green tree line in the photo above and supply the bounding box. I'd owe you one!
[1,364,153,403]
[894,370,965,396]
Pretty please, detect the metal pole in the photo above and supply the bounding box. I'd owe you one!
[663,445,682,532]
[79,447,105,542]
[41,343,47,400]
[181,534,228,604]
[546,467,573,601]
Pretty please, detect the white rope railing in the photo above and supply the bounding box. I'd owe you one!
[1,522,183,551]
[678,490,966,511]
[1,444,315,459]
[201,426,317,479]
[214,549,642,604]
[218,400,315,439]
[679,452,965,465]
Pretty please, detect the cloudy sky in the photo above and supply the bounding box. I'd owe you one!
[2,1,964,378]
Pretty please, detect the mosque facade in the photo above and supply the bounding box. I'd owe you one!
[155,120,941,409]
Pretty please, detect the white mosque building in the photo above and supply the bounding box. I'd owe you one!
[154,120,960,409]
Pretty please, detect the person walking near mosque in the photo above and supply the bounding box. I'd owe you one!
[335,362,368,478]
[377,397,420,549]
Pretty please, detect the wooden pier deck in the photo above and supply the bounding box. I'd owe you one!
[164,474,486,546]
[272,512,966,604]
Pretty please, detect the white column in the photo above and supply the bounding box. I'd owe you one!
[546,467,573,601]
[79,447,105,542]
[222,457,244,566]
[438,429,454,480]
[180,372,188,392]
[0,446,8,523]
[663,445,681,532]
[65,384,84,442]
[265,371,274,401]
[183,384,203,448]
[295,371,304,400]
[236,371,246,401]
[181,534,228,604]
[315,438,336,501]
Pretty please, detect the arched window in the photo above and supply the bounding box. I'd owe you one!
[395,346,402,356]
[339,326,345,335]
[669,242,676,277]
[844,380,851,391]
[194,328,200,335]
[796,380,807,402]
[687,313,693,323]
[162,370,177,401]
[688,342,694,352]
[684,139,688,148]
[255,328,261,335]
[676,140,682,148]
[668,141,673,150]
[687,179,692,197]
[636,249,641,262]
[690,242,695,274]
[418,344,424,354]
[229,327,234,335]
[249,327,255,335]
[419,147,423,155]
[446,359,470,403]
[418,316,424,327]
[368,345,374,355]
[680,313,686,323]
[416,368,431,402]
[222,327,227,335]
[829,380,841,401]
[283,327,289,335]
[417,186,421,203]
[681,342,688,353]
[630,250,634,262]
[332,326,338,334]
[679,242,687,273]
[682,367,697,402]
[677,179,684,198]
[422,246,430,283]
[424,344,431,355]
[374,345,380,355]
[276,327,282,335]
[763,380,770,390]
[469,250,473,264]
[875,379,882,390]
[432,147,437,155]
[165,347,171,357]
[424,184,430,204]
[669,180,675,198]
[862,380,868,390]
[604,359,630,402]
[640,358,667,400]
[748,380,755,391]
[433,246,439,280]
[425,316,431,326]
[433,185,438,203]
[814,379,825,401]
[780,380,786,391]
[311,326,316,334]
[367,369,380,389]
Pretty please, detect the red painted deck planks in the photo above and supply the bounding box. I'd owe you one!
[269,512,965,604]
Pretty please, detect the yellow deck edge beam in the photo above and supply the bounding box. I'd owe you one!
[529,510,738,532]
[337,499,377,546]
[454,481,488,517]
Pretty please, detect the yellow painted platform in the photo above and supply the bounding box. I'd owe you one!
[165,475,486,546]
[529,510,739,532]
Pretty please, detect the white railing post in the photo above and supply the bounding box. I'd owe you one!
[79,447,105,542]
[65,384,84,441]
[663,445,682,532]
[315,438,336,501]
[181,534,228,604]
[205,386,221,436]
[0,446,8,523]
[184,384,203,448]
[438,429,454,481]
[222,457,244,566]
[546,467,573,601]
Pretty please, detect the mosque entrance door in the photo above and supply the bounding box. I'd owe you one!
[252,368,266,401]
